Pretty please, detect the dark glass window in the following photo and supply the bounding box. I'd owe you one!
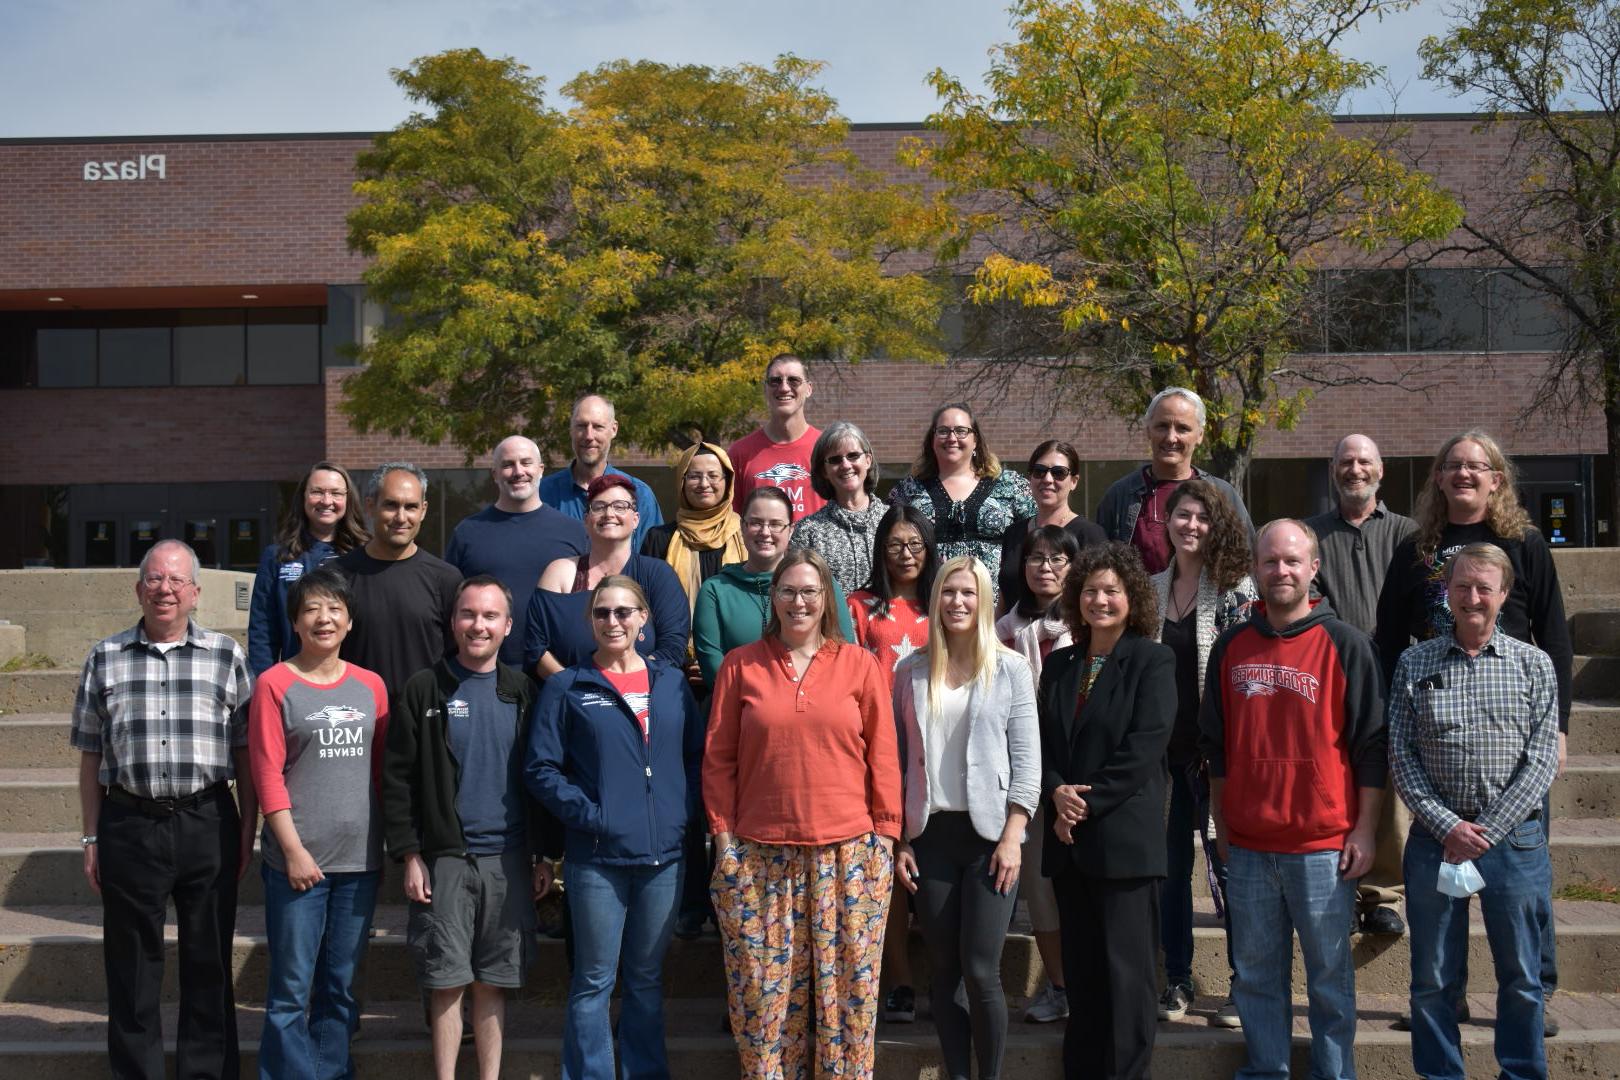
[1326,270,1407,352]
[1287,272,1328,353]
[100,327,171,386]
[175,311,245,386]
[1490,271,1570,352]
[323,285,364,368]
[37,328,97,387]
[247,308,321,384]
[1410,269,1488,352]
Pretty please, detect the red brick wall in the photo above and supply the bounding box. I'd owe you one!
[0,137,372,289]
[0,386,324,484]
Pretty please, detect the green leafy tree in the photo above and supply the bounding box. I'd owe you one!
[1421,0,1620,541]
[344,48,944,460]
[913,0,1462,488]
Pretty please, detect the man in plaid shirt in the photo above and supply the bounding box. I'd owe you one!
[1388,542,1558,1080]
[70,539,256,1080]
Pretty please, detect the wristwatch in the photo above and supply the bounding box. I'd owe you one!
[80,835,97,847]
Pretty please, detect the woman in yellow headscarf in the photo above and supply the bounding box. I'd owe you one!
[642,440,748,628]
[640,438,748,938]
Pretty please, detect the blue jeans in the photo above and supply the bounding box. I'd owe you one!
[1161,763,1231,986]
[563,859,682,1080]
[260,866,380,1080]
[1405,820,1551,1080]
[1226,845,1358,1080]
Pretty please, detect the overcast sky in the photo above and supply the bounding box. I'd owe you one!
[2,0,1471,139]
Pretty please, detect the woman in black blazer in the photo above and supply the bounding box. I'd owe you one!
[1039,541,1176,1080]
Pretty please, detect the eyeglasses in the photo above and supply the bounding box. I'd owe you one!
[1025,553,1071,568]
[591,606,644,622]
[306,487,347,500]
[1440,460,1495,475]
[744,518,790,533]
[824,450,867,467]
[1029,464,1073,481]
[765,375,806,389]
[934,425,974,440]
[141,574,194,590]
[587,499,635,515]
[885,541,927,556]
[773,586,824,602]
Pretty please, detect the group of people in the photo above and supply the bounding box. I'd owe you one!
[69,353,1571,1080]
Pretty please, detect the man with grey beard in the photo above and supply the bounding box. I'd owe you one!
[1305,434,1415,938]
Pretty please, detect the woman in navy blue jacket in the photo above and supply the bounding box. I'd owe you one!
[525,474,691,679]
[247,461,369,675]
[526,574,704,1080]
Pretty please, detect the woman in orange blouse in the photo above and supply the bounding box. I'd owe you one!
[705,547,902,1079]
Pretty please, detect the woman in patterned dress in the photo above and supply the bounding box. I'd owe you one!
[888,403,1036,596]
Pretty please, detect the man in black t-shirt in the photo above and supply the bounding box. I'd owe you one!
[337,461,461,706]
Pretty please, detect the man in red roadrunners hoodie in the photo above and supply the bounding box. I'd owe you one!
[1198,518,1387,1080]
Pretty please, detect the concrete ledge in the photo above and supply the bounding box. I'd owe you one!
[0,625,22,666]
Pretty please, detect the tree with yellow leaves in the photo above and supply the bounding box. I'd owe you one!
[343,49,945,460]
[915,0,1462,487]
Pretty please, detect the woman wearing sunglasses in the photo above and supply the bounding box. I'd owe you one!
[889,403,1036,598]
[789,421,886,596]
[997,441,1105,615]
[527,574,704,1080]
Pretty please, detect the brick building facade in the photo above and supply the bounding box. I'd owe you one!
[0,122,1604,569]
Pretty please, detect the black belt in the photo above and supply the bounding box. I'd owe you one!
[106,781,229,816]
[1460,809,1540,823]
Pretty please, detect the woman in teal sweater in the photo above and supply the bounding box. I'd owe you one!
[693,487,853,688]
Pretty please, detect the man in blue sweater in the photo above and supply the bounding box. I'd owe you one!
[445,435,589,667]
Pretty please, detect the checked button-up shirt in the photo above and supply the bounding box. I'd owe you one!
[70,620,253,800]
[1387,629,1558,847]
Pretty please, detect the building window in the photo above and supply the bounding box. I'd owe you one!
[1326,269,1407,353]
[175,311,246,385]
[247,309,321,384]
[36,328,97,387]
[100,327,171,386]
[1410,268,1488,352]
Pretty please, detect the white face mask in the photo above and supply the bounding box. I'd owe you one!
[1436,859,1485,898]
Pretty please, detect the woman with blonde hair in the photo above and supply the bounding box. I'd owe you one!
[705,547,901,1078]
[1373,429,1572,1029]
[893,555,1039,1080]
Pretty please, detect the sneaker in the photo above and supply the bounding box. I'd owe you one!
[1024,980,1070,1023]
[1157,983,1193,1022]
[883,985,916,1023]
[1360,906,1406,936]
[1393,1000,1471,1031]
[1211,999,1242,1029]
[1545,1015,1560,1038]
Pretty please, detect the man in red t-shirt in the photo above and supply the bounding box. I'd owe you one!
[729,353,825,519]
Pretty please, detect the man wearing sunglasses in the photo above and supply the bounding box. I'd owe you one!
[728,353,826,518]
[1095,386,1253,574]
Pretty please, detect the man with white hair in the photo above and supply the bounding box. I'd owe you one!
[1095,386,1253,574]
[447,436,590,667]
[71,539,257,1079]
[1306,434,1416,938]
[537,394,663,550]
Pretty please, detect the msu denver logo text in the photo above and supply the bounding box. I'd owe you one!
[306,704,368,758]
[1229,664,1320,704]
[754,463,810,484]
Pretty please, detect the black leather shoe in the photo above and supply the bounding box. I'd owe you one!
[1361,906,1406,936]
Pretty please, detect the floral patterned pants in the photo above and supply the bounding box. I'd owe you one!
[711,833,893,1079]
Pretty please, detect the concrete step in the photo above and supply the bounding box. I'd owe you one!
[1,994,1617,1079]
[1571,701,1620,755]
[1572,610,1620,656]
[1555,549,1620,599]
[1574,656,1620,698]
[0,717,77,769]
[0,672,77,715]
[1,900,1616,1005]
[1562,592,1620,618]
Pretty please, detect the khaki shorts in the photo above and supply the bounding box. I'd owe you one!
[407,850,536,990]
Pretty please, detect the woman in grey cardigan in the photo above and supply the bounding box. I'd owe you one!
[1148,477,1257,1026]
[788,421,886,595]
[893,554,1040,1080]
